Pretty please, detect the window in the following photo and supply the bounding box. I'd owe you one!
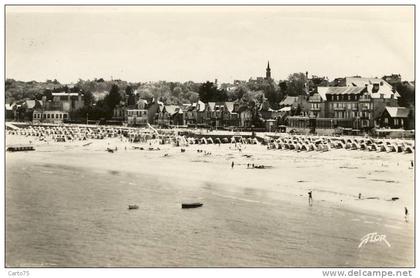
[63,114,67,119]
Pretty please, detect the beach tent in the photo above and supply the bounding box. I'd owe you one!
[387,145,397,152]
[301,144,309,151]
[405,146,413,153]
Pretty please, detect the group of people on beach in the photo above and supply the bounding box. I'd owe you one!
[197,149,212,155]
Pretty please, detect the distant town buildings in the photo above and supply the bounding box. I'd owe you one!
[4,63,414,134]
[290,77,405,134]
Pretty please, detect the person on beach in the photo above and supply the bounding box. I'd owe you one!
[358,193,362,200]
[308,191,313,206]
[411,160,414,168]
[405,207,409,222]
[231,161,235,169]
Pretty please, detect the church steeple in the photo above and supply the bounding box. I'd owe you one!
[266,61,271,80]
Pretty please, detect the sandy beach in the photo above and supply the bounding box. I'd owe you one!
[5,134,414,267]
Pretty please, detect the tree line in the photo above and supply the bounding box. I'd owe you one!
[5,73,415,122]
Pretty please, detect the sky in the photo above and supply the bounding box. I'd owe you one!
[6,6,415,84]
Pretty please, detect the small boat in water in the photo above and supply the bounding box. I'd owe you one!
[182,202,203,209]
[128,205,139,210]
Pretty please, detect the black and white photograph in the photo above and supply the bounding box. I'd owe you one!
[3,2,416,274]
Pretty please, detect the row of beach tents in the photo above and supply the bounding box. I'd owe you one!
[266,135,414,153]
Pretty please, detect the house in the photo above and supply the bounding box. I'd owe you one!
[279,95,309,116]
[49,92,84,112]
[15,99,43,121]
[183,103,197,126]
[238,106,253,127]
[165,105,184,126]
[33,110,69,124]
[195,100,207,125]
[5,103,15,120]
[223,101,240,127]
[279,96,299,109]
[309,88,328,118]
[112,102,127,122]
[321,86,368,129]
[203,102,226,128]
[147,99,165,124]
[154,102,170,126]
[127,109,148,126]
[378,107,410,129]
